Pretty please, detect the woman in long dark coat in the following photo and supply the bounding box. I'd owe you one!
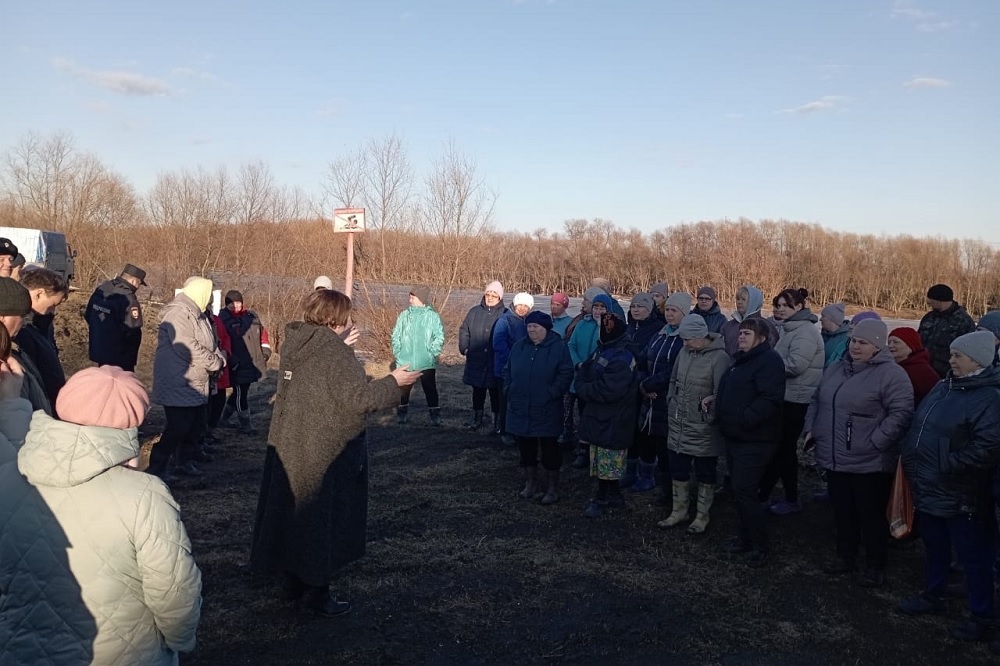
[250,289,421,617]
[458,281,506,431]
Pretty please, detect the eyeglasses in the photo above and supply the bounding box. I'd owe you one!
[697,296,713,301]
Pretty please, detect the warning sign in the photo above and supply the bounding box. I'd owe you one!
[333,208,366,233]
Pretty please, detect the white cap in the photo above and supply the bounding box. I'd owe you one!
[512,292,534,308]
[313,275,334,290]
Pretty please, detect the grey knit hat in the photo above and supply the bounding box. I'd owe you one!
[851,319,887,349]
[631,293,654,311]
[677,314,709,340]
[650,283,669,299]
[977,311,1000,340]
[664,292,693,313]
[821,303,846,323]
[950,331,997,369]
[582,287,604,306]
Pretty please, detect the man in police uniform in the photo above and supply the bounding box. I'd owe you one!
[85,263,146,372]
[0,238,18,278]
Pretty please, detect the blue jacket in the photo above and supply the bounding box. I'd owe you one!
[551,314,573,339]
[84,277,143,372]
[575,336,638,450]
[691,302,727,334]
[901,365,1000,518]
[503,331,574,437]
[459,298,506,388]
[822,323,850,368]
[492,310,527,378]
[716,342,786,444]
[391,305,445,372]
[567,316,599,392]
[637,326,683,437]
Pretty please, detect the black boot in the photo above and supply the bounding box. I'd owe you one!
[429,407,442,426]
[300,585,351,617]
[492,413,502,435]
[397,405,409,425]
[466,410,484,431]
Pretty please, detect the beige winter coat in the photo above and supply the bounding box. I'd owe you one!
[666,333,732,457]
[0,411,202,665]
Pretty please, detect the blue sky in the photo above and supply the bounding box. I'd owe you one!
[2,0,996,241]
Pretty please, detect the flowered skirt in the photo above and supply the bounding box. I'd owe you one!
[589,445,627,480]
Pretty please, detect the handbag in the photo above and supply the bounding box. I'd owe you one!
[887,458,914,539]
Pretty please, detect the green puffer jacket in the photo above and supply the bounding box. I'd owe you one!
[0,411,202,666]
[666,333,732,457]
[391,305,445,372]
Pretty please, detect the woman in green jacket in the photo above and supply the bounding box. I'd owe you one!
[391,285,446,425]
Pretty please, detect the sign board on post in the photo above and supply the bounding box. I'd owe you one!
[333,208,365,299]
[333,208,366,233]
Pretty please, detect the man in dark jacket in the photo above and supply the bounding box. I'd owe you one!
[918,283,976,379]
[15,268,69,411]
[0,277,52,414]
[85,264,146,372]
[0,238,17,278]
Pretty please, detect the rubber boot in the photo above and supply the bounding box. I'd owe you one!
[657,481,690,528]
[220,404,236,428]
[518,466,538,499]
[397,405,409,425]
[687,483,716,534]
[429,407,442,426]
[238,413,256,435]
[466,410,484,431]
[631,460,657,493]
[619,457,639,490]
[541,470,560,505]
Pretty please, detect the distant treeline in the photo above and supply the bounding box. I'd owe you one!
[2,131,997,354]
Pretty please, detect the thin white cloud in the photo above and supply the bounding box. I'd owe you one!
[780,95,846,115]
[52,57,171,96]
[171,67,217,82]
[891,0,957,33]
[903,76,951,89]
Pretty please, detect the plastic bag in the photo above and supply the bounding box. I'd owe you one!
[887,458,914,539]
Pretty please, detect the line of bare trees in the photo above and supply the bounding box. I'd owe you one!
[1,130,998,352]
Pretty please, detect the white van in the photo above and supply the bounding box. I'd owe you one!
[0,227,76,281]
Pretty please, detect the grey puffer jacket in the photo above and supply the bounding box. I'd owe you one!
[151,293,226,407]
[666,333,731,457]
[0,411,202,665]
[805,348,915,474]
[774,308,824,404]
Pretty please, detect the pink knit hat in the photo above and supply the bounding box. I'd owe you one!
[56,366,150,429]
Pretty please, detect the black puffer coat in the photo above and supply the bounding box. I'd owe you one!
[715,342,786,444]
[575,335,638,450]
[901,365,1000,518]
[459,298,506,388]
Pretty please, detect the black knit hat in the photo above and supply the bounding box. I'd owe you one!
[525,310,553,330]
[11,254,25,269]
[927,284,954,301]
[0,238,18,258]
[0,277,32,316]
[225,290,244,305]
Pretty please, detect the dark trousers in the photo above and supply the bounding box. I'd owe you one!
[226,382,253,414]
[494,378,507,434]
[668,451,717,484]
[630,430,661,464]
[400,369,439,409]
[827,470,893,570]
[562,393,576,434]
[728,440,779,552]
[148,405,207,475]
[759,401,808,503]
[920,510,997,618]
[207,390,228,428]
[472,385,500,413]
[516,437,561,471]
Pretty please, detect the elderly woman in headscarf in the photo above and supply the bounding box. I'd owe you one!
[621,292,662,490]
[721,285,778,357]
[887,327,940,407]
[898,331,1000,644]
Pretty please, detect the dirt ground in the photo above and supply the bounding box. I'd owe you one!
[51,294,996,666]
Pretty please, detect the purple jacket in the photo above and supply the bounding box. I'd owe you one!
[805,347,914,474]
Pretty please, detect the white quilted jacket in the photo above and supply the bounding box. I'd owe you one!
[0,411,202,665]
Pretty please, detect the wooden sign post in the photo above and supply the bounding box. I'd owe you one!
[332,208,366,299]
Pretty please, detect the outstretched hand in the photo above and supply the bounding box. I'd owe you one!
[340,325,360,347]
[390,364,422,387]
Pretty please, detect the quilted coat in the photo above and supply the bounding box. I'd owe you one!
[250,321,400,587]
[392,305,445,372]
[774,308,825,404]
[503,330,574,438]
[574,334,638,450]
[0,411,202,665]
[151,293,225,407]
[666,333,731,457]
[459,298,506,388]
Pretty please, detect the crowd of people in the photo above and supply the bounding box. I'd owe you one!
[1,235,1000,661]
